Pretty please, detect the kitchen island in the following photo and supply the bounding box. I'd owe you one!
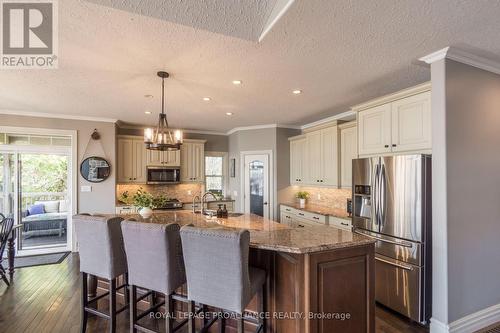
[93,211,375,333]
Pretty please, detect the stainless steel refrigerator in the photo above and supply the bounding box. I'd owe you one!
[352,154,431,324]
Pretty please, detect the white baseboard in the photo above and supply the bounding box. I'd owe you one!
[430,303,500,333]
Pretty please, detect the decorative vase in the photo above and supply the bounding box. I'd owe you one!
[299,198,306,208]
[139,207,153,218]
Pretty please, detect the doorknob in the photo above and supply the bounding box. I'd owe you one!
[263,202,268,205]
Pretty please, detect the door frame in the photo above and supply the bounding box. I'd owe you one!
[240,150,274,221]
[0,126,78,255]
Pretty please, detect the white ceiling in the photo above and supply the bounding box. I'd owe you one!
[2,0,500,132]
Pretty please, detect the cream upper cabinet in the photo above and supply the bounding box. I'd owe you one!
[181,140,205,183]
[117,137,147,183]
[355,83,432,157]
[358,104,392,156]
[340,124,357,188]
[320,127,339,186]
[306,131,322,184]
[290,137,307,184]
[391,91,431,152]
[147,150,180,166]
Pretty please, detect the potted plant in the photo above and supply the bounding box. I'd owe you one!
[133,188,155,218]
[296,191,309,208]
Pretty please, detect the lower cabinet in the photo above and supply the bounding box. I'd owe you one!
[115,206,137,214]
[280,204,352,231]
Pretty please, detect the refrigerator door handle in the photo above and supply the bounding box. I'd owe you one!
[375,256,414,271]
[373,163,380,227]
[353,229,414,248]
[379,163,386,228]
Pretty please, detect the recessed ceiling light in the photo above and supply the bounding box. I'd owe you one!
[203,97,211,101]
[226,112,234,116]
[144,111,152,114]
[232,80,242,85]
[292,89,302,95]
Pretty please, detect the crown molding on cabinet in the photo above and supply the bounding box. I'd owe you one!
[226,123,301,135]
[351,82,431,112]
[419,46,500,76]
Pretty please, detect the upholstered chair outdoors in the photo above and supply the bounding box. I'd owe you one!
[74,214,128,333]
[180,225,266,333]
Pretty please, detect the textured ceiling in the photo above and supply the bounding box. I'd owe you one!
[1,0,500,132]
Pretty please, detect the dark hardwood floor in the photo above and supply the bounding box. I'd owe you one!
[0,253,429,333]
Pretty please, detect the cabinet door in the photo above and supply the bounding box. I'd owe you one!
[391,91,431,152]
[117,139,134,183]
[280,212,293,225]
[192,143,205,182]
[340,126,357,188]
[321,127,339,186]
[180,143,192,182]
[164,151,181,166]
[306,131,322,184]
[146,150,163,166]
[132,140,147,183]
[290,138,307,184]
[358,104,392,156]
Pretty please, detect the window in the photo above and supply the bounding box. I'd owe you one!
[205,152,227,197]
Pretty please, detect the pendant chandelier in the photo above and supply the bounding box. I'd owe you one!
[144,71,183,151]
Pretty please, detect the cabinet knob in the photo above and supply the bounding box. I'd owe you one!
[392,144,397,147]
[384,145,389,148]
[320,180,324,183]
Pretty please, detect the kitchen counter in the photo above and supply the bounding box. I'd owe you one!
[124,211,373,254]
[280,201,351,220]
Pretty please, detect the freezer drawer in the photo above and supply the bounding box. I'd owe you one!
[375,254,425,323]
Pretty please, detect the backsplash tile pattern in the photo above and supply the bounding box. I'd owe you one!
[278,186,351,211]
[116,184,203,204]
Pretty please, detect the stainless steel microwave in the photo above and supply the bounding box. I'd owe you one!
[146,166,180,184]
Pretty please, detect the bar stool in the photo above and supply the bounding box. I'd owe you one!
[180,226,266,333]
[121,220,189,333]
[74,214,129,333]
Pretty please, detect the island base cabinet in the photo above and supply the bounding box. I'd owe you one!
[249,244,375,333]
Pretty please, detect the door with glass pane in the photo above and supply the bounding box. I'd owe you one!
[243,154,269,219]
[0,153,15,225]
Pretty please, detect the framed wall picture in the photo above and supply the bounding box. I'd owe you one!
[230,158,236,177]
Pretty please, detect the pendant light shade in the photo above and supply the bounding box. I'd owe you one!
[144,71,183,151]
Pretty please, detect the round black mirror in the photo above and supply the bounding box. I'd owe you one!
[80,157,111,183]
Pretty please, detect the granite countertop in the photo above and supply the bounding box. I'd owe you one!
[119,211,373,254]
[280,202,351,220]
[182,199,235,204]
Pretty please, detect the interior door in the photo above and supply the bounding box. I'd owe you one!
[243,154,269,219]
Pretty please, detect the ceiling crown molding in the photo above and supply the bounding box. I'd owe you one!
[0,109,118,123]
[419,46,500,76]
[226,123,301,135]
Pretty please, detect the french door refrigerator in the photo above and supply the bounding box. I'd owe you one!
[352,154,431,324]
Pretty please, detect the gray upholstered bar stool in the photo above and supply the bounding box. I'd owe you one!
[74,214,129,333]
[180,226,266,333]
[121,220,188,333]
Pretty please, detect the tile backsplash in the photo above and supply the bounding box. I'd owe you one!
[116,184,204,204]
[278,186,351,210]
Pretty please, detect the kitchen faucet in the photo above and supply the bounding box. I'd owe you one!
[192,193,201,214]
[201,191,218,215]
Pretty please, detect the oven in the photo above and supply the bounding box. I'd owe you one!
[146,166,180,184]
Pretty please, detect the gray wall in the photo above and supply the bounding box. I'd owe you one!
[228,127,300,218]
[432,59,500,325]
[117,127,228,151]
[0,114,117,214]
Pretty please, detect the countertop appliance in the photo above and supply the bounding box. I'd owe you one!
[153,199,183,210]
[352,154,431,324]
[146,166,180,184]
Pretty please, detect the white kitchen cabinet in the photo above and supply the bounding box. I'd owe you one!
[280,212,293,226]
[306,131,322,184]
[320,126,339,186]
[147,150,180,166]
[117,137,147,183]
[355,83,432,157]
[391,91,431,152]
[340,123,357,188]
[290,137,307,184]
[357,104,392,156]
[116,206,137,214]
[329,217,352,231]
[181,140,205,183]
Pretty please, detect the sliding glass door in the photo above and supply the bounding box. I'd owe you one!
[0,131,73,255]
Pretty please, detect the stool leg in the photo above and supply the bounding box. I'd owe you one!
[80,272,88,333]
[123,273,129,305]
[109,278,117,333]
[237,316,244,333]
[165,294,173,333]
[259,285,266,333]
[187,300,195,333]
[130,285,137,333]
